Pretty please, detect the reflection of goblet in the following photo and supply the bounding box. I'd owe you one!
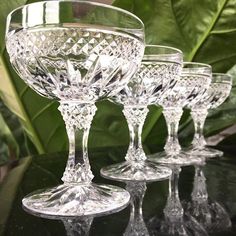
[62,217,93,236]
[184,162,232,233]
[148,165,208,236]
[101,45,181,181]
[124,182,149,236]
[186,73,232,158]
[152,63,212,165]
[6,1,145,217]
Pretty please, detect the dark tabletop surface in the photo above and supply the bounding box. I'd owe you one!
[1,146,236,236]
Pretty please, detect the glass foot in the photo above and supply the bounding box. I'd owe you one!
[22,183,130,218]
[185,146,223,158]
[149,151,203,166]
[100,160,172,182]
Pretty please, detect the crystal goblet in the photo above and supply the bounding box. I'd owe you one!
[101,45,182,181]
[151,62,212,165]
[183,162,232,233]
[186,73,232,158]
[6,0,145,217]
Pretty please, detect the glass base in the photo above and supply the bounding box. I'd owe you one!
[100,160,172,182]
[185,146,223,158]
[149,151,203,166]
[22,183,130,218]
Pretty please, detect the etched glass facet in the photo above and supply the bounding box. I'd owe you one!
[186,73,232,158]
[7,28,143,101]
[101,45,181,182]
[6,0,145,217]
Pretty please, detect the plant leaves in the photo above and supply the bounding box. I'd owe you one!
[0,0,70,155]
[0,156,32,235]
[0,55,68,154]
[0,143,9,166]
[0,100,36,158]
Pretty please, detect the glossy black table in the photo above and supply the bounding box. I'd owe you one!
[1,147,236,236]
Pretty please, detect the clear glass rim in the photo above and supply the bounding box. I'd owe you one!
[143,44,183,62]
[145,44,183,55]
[182,62,212,75]
[212,73,232,84]
[183,62,211,69]
[6,0,144,35]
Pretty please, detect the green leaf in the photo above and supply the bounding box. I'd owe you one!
[0,156,32,235]
[0,55,68,154]
[0,143,9,166]
[0,100,35,158]
[0,0,68,155]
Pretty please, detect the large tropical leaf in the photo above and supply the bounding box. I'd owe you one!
[0,0,68,154]
[0,55,68,154]
[0,156,31,235]
[0,113,15,164]
[0,100,36,158]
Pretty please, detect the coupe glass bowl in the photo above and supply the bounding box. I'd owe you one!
[6,0,145,217]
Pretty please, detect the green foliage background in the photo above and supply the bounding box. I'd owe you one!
[0,0,236,160]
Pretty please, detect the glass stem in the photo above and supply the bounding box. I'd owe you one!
[62,217,93,236]
[58,102,97,184]
[123,106,149,162]
[191,108,208,148]
[163,108,183,155]
[191,165,208,203]
[164,167,184,221]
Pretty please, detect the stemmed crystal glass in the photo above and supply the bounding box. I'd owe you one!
[101,45,182,181]
[6,0,145,217]
[184,162,232,233]
[186,73,232,158]
[151,62,212,164]
[124,182,149,236]
[148,165,208,236]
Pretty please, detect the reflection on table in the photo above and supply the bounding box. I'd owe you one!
[1,150,235,235]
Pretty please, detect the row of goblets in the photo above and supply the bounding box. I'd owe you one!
[101,47,232,182]
[5,0,232,219]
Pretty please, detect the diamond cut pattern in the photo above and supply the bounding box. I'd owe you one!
[160,74,211,108]
[7,27,143,101]
[118,62,182,106]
